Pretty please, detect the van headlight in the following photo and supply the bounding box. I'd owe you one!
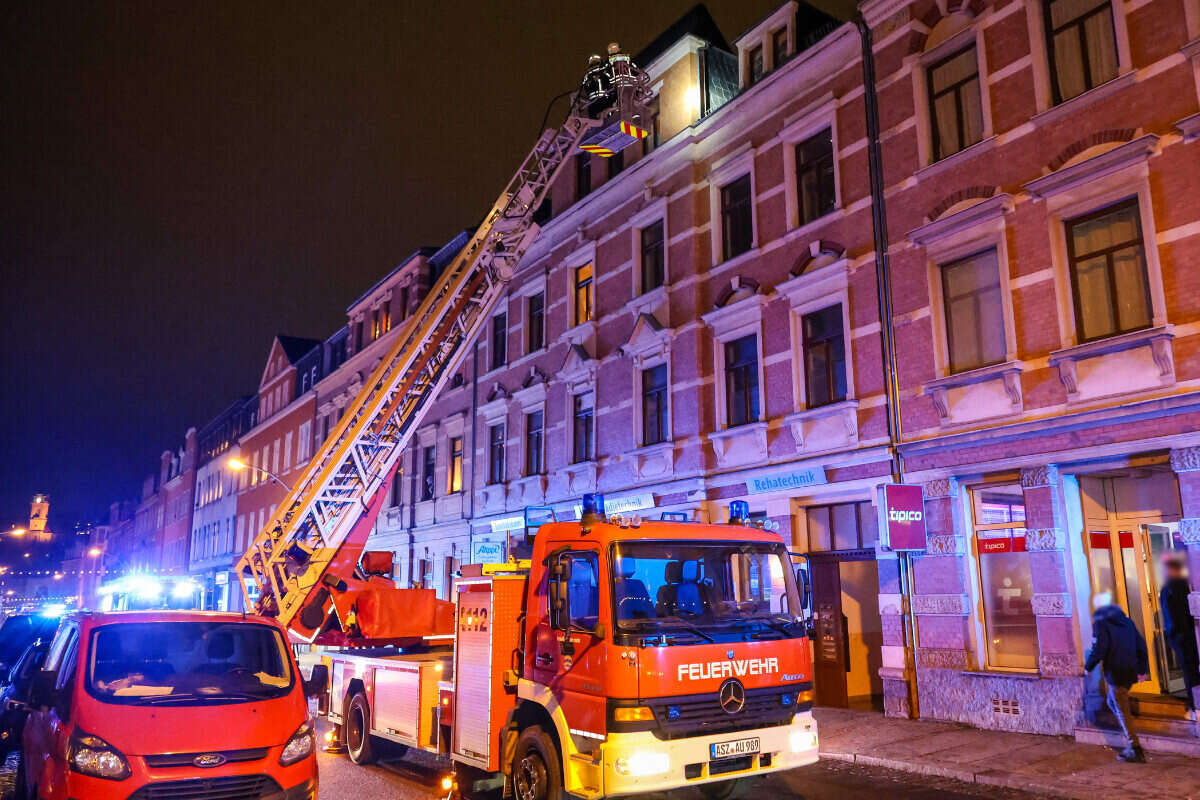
[68,728,131,780]
[279,719,316,766]
[614,750,670,777]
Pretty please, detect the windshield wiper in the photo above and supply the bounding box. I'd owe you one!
[632,618,715,644]
[129,691,260,705]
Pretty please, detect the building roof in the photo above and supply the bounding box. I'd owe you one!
[276,335,321,363]
[346,247,439,312]
[635,3,732,67]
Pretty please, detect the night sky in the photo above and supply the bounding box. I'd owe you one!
[1,0,850,532]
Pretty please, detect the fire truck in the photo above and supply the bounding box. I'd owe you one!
[235,42,818,800]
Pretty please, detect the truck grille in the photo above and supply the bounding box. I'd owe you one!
[143,748,268,768]
[647,686,802,740]
[127,774,281,800]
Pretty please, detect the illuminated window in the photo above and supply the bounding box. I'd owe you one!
[447,437,463,494]
[970,484,1036,670]
[573,264,594,326]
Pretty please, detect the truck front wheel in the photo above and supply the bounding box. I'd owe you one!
[512,725,562,800]
[700,777,751,799]
[346,692,377,765]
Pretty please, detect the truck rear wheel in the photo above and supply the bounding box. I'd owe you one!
[346,692,377,765]
[700,777,751,799]
[512,725,562,800]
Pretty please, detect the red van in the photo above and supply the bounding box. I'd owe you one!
[16,610,325,800]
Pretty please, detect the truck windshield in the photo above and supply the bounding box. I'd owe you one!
[86,622,293,705]
[612,541,804,640]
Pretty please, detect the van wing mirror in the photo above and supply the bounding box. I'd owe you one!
[304,664,329,698]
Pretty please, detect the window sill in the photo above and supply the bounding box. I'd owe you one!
[708,421,769,468]
[959,669,1042,681]
[561,461,598,495]
[623,285,670,320]
[923,360,1024,424]
[1030,71,1137,128]
[512,474,549,505]
[710,245,762,277]
[626,441,676,482]
[559,320,598,348]
[914,136,998,182]
[784,399,858,455]
[1176,111,1200,143]
[1049,325,1175,400]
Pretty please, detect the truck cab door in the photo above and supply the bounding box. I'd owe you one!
[532,548,608,741]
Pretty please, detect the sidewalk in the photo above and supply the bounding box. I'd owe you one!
[814,707,1200,800]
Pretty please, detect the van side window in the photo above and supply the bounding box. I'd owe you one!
[44,624,76,672]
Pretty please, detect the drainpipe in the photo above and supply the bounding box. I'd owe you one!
[855,12,918,719]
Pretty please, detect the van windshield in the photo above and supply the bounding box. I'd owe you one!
[87,622,293,705]
[612,541,804,642]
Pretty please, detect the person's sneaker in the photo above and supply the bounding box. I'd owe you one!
[1117,746,1146,763]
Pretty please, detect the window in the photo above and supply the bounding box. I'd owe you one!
[488,424,506,484]
[941,249,1007,372]
[395,286,409,322]
[371,308,382,340]
[296,420,311,462]
[447,437,463,494]
[561,551,600,629]
[421,445,436,501]
[796,129,836,226]
[1044,0,1119,103]
[927,45,983,161]
[576,153,592,199]
[724,334,760,426]
[525,411,544,475]
[641,364,669,446]
[528,292,545,353]
[573,264,594,326]
[282,432,293,470]
[1065,199,1151,342]
[748,44,765,86]
[772,28,788,68]
[640,221,665,293]
[491,312,507,370]
[573,392,595,463]
[805,501,878,552]
[971,484,1036,670]
[720,175,754,261]
[607,149,624,179]
[642,100,661,156]
[802,305,847,407]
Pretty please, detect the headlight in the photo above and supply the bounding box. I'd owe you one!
[614,750,670,777]
[279,719,316,766]
[68,728,131,780]
[789,729,818,753]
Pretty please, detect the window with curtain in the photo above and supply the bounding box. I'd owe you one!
[640,221,665,293]
[573,264,594,326]
[491,312,507,370]
[720,175,754,261]
[573,392,594,463]
[805,501,878,552]
[971,484,1037,670]
[527,292,545,353]
[447,437,463,494]
[488,424,505,485]
[724,334,760,427]
[1065,199,1151,342]
[641,364,669,446]
[941,248,1007,373]
[525,411,544,475]
[1044,0,1119,103]
[802,304,847,407]
[796,129,836,225]
[927,44,983,160]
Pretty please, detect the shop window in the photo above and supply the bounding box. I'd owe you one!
[927,45,983,160]
[573,264,594,326]
[525,411,544,475]
[447,436,463,494]
[806,501,877,552]
[720,175,754,261]
[488,424,505,485]
[971,484,1037,670]
[641,365,669,446]
[1065,198,1151,343]
[573,392,594,463]
[1043,0,1119,103]
[941,248,1006,372]
[801,304,846,407]
[796,129,836,226]
[421,445,436,502]
[724,334,760,427]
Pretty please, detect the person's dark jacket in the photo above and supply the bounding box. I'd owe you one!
[1161,577,1193,644]
[1084,604,1149,688]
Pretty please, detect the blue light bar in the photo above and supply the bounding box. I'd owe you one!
[582,493,606,519]
[729,500,750,524]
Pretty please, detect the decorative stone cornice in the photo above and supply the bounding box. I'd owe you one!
[911,594,969,615]
[915,647,968,671]
[1032,593,1072,617]
[1025,528,1066,551]
[923,477,958,499]
[1021,465,1059,489]
[1170,447,1200,473]
[926,534,962,555]
[1179,518,1200,545]
[1039,652,1081,678]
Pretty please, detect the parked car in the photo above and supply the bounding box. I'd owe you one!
[16,610,325,800]
[0,614,60,678]
[0,637,52,752]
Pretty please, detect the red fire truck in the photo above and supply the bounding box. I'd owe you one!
[230,41,819,800]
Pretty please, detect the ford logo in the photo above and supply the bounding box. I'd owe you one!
[193,753,227,768]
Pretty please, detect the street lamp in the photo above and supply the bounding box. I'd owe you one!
[88,547,103,557]
[226,457,292,491]
[8,527,25,537]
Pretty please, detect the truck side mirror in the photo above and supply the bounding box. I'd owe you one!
[29,669,58,710]
[796,568,811,616]
[304,664,329,699]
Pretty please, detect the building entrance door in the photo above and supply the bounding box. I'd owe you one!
[811,550,883,710]
[1080,471,1184,697]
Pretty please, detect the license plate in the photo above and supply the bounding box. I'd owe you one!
[710,737,760,760]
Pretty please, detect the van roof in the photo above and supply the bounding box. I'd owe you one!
[70,610,280,628]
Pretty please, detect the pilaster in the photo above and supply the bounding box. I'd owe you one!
[1020,465,1079,677]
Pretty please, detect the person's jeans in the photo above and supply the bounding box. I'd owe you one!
[1106,684,1141,750]
[1169,633,1200,711]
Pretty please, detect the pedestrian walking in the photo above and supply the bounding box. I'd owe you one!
[1084,592,1149,762]
[1160,553,1200,721]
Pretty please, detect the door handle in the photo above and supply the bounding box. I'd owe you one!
[535,653,553,667]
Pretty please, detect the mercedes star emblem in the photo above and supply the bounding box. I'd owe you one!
[719,678,746,714]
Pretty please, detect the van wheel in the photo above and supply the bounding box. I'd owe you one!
[512,725,562,800]
[346,692,377,765]
[700,777,751,799]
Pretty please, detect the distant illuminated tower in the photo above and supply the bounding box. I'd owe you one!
[28,494,52,543]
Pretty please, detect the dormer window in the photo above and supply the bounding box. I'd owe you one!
[748,45,765,86]
[772,28,789,67]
